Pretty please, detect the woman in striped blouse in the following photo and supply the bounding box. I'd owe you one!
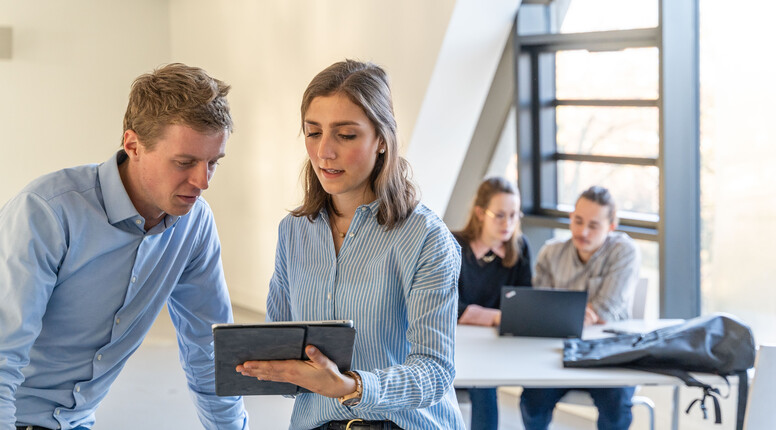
[238,60,465,430]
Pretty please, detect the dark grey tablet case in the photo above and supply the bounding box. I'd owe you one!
[499,287,588,338]
[213,320,356,396]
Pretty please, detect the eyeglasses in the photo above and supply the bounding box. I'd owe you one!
[484,209,522,223]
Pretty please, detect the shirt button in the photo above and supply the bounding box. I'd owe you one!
[97,354,102,361]
[115,318,120,324]
[55,408,60,415]
[135,219,142,225]
[131,276,137,283]
[327,293,332,300]
[76,385,81,392]
[361,207,367,211]
[349,233,355,237]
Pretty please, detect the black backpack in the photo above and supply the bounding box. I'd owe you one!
[563,313,756,429]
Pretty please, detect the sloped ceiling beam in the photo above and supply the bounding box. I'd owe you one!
[406,0,522,217]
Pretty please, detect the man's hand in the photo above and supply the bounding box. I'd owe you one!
[458,304,501,327]
[236,345,357,398]
[584,304,605,326]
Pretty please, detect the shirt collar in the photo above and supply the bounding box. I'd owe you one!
[573,234,612,265]
[99,150,140,225]
[363,199,380,216]
[318,199,380,222]
[97,150,181,230]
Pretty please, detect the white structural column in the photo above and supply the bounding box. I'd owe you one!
[406,0,521,217]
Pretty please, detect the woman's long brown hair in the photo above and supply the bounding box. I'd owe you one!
[291,60,417,230]
[456,177,523,267]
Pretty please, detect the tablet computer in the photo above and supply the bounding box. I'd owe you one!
[213,320,356,396]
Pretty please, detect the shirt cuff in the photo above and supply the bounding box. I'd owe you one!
[591,303,617,324]
[350,370,378,409]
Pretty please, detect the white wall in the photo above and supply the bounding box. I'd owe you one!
[0,0,456,314]
[0,1,170,201]
[163,0,457,312]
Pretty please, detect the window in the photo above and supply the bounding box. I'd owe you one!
[699,0,776,344]
[557,0,658,34]
[516,0,699,318]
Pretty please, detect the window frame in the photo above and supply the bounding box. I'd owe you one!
[514,0,700,318]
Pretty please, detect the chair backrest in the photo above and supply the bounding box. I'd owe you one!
[744,345,776,429]
[631,278,649,319]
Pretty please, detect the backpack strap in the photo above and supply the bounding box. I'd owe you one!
[625,365,708,388]
[684,386,722,424]
[735,370,748,430]
[626,366,724,423]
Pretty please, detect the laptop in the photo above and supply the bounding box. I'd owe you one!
[499,287,588,338]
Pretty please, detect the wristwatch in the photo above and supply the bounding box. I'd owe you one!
[338,371,363,406]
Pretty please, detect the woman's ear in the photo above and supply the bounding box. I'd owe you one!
[474,206,485,222]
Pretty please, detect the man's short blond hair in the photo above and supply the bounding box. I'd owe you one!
[122,63,232,149]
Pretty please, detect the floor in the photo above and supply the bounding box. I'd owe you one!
[94,307,741,429]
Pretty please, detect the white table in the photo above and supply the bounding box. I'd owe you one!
[453,319,727,430]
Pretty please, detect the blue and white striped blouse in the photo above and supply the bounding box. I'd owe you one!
[266,199,465,429]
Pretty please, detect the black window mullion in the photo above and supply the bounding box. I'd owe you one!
[553,99,659,108]
[520,28,659,52]
[554,153,658,167]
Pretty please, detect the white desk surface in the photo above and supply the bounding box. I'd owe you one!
[454,319,725,388]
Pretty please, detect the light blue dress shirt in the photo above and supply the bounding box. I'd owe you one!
[0,152,248,430]
[266,200,466,430]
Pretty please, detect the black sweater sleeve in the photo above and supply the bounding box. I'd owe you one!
[515,236,533,288]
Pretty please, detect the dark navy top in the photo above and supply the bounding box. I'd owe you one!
[454,233,533,318]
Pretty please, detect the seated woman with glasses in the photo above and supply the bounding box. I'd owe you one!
[454,176,532,430]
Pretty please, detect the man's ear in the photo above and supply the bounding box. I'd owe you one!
[123,130,140,158]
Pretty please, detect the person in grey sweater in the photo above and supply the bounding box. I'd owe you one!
[520,186,640,430]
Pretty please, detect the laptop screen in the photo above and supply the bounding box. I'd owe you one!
[499,287,588,338]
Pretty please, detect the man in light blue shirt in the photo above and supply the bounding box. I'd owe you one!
[0,63,248,430]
